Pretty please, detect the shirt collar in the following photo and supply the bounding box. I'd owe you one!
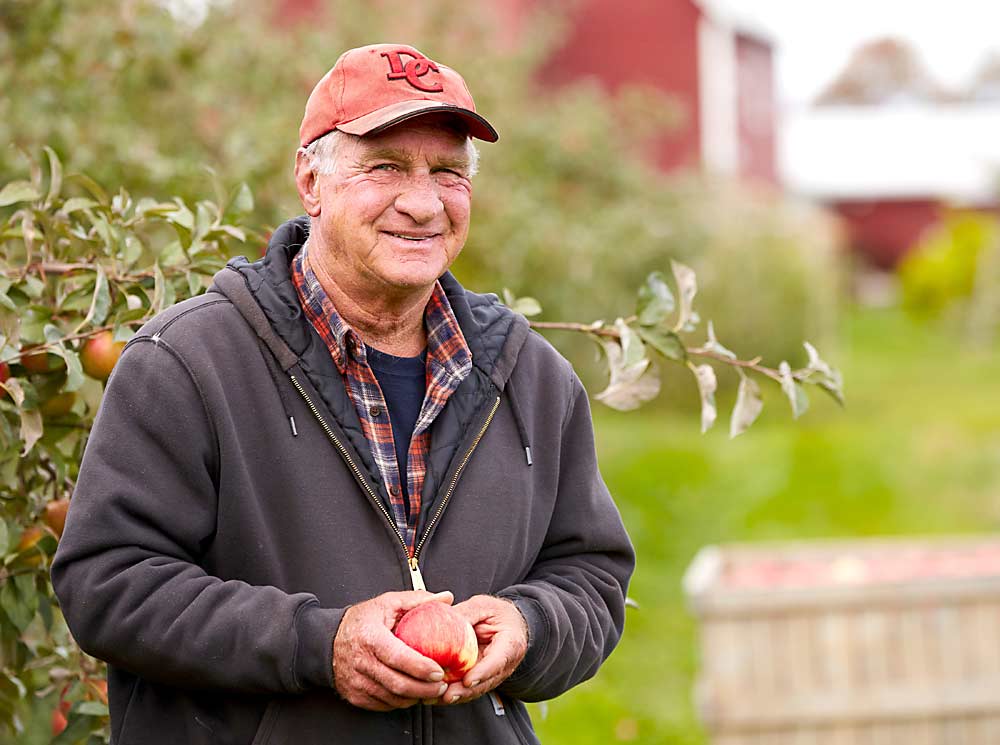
[292,240,471,376]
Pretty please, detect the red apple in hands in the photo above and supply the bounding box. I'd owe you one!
[394,601,478,683]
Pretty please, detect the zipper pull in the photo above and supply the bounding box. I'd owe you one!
[408,557,426,592]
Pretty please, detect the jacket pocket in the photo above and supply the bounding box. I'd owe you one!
[249,701,282,745]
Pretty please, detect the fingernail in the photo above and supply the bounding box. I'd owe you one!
[449,693,461,703]
[470,680,481,688]
[437,683,448,696]
[429,671,444,682]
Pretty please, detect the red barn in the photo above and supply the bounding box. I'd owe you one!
[526,0,778,185]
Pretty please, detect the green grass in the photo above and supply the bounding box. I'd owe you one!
[531,306,1000,744]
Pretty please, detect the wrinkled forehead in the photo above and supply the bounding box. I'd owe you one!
[354,116,472,157]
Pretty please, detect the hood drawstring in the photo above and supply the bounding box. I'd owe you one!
[257,339,298,437]
[505,380,532,466]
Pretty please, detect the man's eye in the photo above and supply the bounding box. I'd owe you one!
[372,163,397,172]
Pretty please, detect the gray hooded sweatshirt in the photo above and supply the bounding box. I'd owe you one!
[51,216,635,745]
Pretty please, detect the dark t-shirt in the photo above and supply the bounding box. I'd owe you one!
[365,345,427,519]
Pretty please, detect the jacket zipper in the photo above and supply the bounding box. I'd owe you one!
[289,375,413,579]
[412,396,500,567]
[290,376,499,593]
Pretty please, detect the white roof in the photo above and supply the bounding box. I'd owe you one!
[781,103,1000,202]
[695,0,776,42]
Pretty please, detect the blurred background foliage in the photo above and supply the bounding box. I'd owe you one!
[1,0,842,386]
[899,210,1000,341]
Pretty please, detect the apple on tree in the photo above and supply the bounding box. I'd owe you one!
[394,600,479,684]
[80,331,125,381]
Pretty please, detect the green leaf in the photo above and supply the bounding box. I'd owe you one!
[44,335,85,389]
[112,325,136,343]
[593,336,660,411]
[501,288,542,317]
[21,275,45,298]
[730,372,764,438]
[1,378,25,407]
[705,321,736,359]
[0,279,16,312]
[44,146,63,205]
[228,182,254,216]
[218,224,247,243]
[779,361,809,419]
[671,260,698,332]
[73,701,109,717]
[19,408,43,456]
[636,271,675,326]
[0,181,41,207]
[615,318,645,367]
[61,197,97,214]
[82,265,111,327]
[803,341,845,406]
[0,580,33,633]
[65,172,110,206]
[636,326,686,361]
[122,234,144,267]
[135,199,181,217]
[0,521,8,556]
[13,573,37,616]
[167,201,195,249]
[688,361,717,433]
[90,215,114,253]
[152,263,175,313]
[0,670,26,701]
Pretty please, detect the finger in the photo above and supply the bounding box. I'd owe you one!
[394,590,454,612]
[374,629,446,682]
[462,634,517,689]
[351,669,427,711]
[451,596,493,625]
[373,663,449,702]
[440,681,473,705]
[344,689,395,712]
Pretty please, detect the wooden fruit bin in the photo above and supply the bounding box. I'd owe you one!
[683,536,1000,744]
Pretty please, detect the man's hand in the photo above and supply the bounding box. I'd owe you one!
[438,595,528,705]
[333,590,453,711]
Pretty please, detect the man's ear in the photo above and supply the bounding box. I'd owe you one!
[295,150,322,217]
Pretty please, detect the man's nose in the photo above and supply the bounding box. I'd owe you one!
[393,175,444,224]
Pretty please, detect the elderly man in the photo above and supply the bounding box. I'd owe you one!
[52,44,634,744]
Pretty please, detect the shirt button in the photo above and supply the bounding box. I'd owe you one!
[369,405,382,417]
[389,485,400,497]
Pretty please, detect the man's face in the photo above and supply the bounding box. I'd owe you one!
[306,117,474,296]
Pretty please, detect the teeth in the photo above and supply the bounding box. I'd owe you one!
[389,233,431,241]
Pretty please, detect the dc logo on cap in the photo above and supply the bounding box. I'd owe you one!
[381,50,444,93]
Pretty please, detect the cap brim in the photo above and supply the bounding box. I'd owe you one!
[336,100,499,142]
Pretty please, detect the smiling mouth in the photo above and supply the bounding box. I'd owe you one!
[384,232,439,242]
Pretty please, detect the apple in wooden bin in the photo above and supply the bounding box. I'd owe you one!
[394,600,478,683]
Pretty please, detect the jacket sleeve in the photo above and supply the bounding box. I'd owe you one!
[496,374,635,701]
[50,336,343,694]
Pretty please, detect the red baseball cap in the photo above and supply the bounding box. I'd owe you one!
[299,43,499,147]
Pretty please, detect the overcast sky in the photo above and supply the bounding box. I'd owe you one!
[740,0,1000,105]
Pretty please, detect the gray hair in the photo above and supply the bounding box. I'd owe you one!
[300,127,480,177]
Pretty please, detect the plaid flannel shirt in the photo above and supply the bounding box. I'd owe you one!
[292,245,472,553]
